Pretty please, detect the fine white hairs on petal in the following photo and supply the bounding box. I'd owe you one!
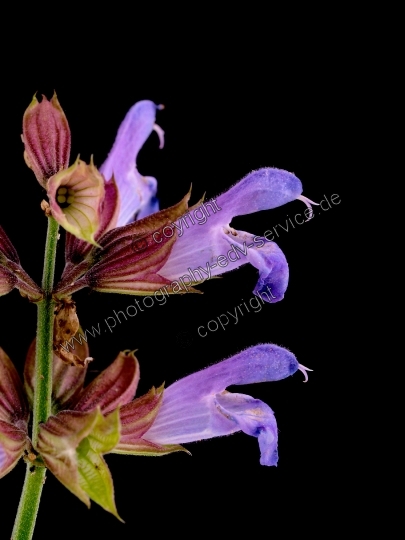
[297,194,319,221]
[298,363,313,383]
[153,123,165,149]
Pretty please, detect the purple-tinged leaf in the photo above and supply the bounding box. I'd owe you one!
[118,385,164,441]
[38,408,121,518]
[0,225,20,263]
[0,347,28,426]
[71,351,139,414]
[54,190,202,297]
[38,410,102,507]
[0,265,17,296]
[0,226,43,300]
[97,188,191,251]
[113,438,186,456]
[0,420,27,478]
[112,385,187,456]
[24,339,90,412]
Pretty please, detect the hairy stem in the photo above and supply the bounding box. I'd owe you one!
[11,466,47,540]
[12,216,59,540]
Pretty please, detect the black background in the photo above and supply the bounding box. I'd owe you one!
[1,23,349,539]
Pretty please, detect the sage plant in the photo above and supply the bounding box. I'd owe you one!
[0,95,314,539]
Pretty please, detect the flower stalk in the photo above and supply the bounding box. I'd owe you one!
[12,216,59,539]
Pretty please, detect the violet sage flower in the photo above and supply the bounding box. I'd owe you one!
[141,344,312,466]
[61,100,163,275]
[99,99,164,225]
[52,100,316,302]
[157,167,315,302]
[1,338,311,515]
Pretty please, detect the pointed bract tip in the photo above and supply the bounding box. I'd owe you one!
[28,93,39,108]
[122,349,138,357]
[186,183,193,199]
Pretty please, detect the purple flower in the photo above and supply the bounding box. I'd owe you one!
[157,167,313,302]
[99,100,164,226]
[0,338,311,516]
[138,344,312,466]
[53,100,316,301]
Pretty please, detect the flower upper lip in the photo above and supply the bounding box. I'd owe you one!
[99,100,164,227]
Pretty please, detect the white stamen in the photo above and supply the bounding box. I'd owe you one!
[153,123,165,149]
[297,194,319,222]
[298,363,313,383]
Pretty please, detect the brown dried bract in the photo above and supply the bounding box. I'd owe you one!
[53,297,88,367]
[55,345,93,368]
[54,297,79,341]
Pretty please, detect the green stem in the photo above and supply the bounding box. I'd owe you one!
[11,466,47,540]
[12,216,59,540]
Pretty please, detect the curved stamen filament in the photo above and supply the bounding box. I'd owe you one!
[297,194,319,221]
[298,363,313,383]
[153,123,165,149]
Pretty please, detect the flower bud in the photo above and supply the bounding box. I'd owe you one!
[22,93,71,187]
